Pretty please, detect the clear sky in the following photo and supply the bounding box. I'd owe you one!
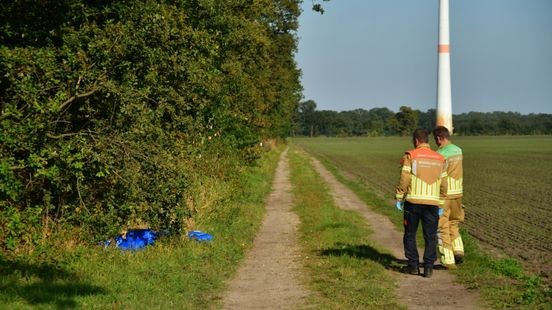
[295,0,552,114]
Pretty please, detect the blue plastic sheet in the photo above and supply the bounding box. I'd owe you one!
[187,230,213,242]
[112,229,158,250]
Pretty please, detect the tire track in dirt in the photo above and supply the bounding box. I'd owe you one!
[222,148,309,309]
[307,154,483,310]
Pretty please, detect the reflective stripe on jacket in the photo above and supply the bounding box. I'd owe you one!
[395,143,448,206]
[438,143,463,199]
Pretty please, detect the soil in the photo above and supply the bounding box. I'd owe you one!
[222,149,484,309]
[222,148,309,309]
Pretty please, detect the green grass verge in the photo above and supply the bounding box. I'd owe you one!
[288,146,404,309]
[300,144,551,309]
[457,235,551,309]
[0,146,282,309]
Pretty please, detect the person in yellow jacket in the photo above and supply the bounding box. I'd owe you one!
[395,128,448,278]
[433,126,465,269]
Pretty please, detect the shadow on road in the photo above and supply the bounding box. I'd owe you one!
[319,243,406,272]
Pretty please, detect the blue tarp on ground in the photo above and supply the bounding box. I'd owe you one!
[114,229,158,250]
[104,229,212,250]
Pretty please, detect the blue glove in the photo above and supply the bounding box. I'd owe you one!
[438,208,444,216]
[395,201,404,211]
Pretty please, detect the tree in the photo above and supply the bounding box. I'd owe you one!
[395,106,419,136]
[368,107,394,135]
[298,100,317,137]
[418,109,436,131]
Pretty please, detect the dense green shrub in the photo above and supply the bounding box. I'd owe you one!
[0,0,301,253]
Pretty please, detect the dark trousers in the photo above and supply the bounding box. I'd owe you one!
[403,202,439,269]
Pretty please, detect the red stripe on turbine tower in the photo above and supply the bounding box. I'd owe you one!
[437,0,453,133]
[438,44,450,53]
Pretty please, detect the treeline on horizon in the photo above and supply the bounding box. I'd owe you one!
[294,100,552,137]
[0,0,301,252]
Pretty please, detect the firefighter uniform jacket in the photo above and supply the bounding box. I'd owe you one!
[437,143,463,199]
[395,143,448,206]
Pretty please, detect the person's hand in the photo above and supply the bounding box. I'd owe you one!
[438,208,444,216]
[395,200,404,211]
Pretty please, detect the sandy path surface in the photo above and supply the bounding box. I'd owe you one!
[222,148,309,309]
[308,155,483,310]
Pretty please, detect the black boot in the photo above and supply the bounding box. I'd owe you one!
[454,253,464,265]
[403,265,419,275]
[423,267,433,278]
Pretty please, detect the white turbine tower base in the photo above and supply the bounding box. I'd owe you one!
[437,0,453,133]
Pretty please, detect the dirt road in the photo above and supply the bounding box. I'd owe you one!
[222,148,309,309]
[222,149,482,309]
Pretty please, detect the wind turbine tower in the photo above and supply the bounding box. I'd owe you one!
[437,0,453,132]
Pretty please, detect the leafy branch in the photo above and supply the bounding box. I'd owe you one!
[312,0,331,14]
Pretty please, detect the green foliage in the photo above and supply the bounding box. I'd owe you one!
[393,106,419,136]
[311,0,331,15]
[294,103,552,137]
[0,0,301,253]
[453,111,552,135]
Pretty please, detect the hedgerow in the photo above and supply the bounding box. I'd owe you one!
[0,0,301,253]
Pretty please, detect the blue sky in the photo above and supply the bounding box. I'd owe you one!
[295,0,552,114]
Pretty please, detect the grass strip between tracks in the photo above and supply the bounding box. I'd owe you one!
[289,146,403,309]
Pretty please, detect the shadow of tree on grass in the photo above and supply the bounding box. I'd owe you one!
[0,258,106,309]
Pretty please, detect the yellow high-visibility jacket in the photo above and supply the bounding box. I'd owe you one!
[437,143,463,199]
[395,143,448,207]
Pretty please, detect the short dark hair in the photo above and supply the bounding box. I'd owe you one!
[433,126,450,139]
[413,128,429,143]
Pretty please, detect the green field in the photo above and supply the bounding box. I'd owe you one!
[292,136,552,281]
